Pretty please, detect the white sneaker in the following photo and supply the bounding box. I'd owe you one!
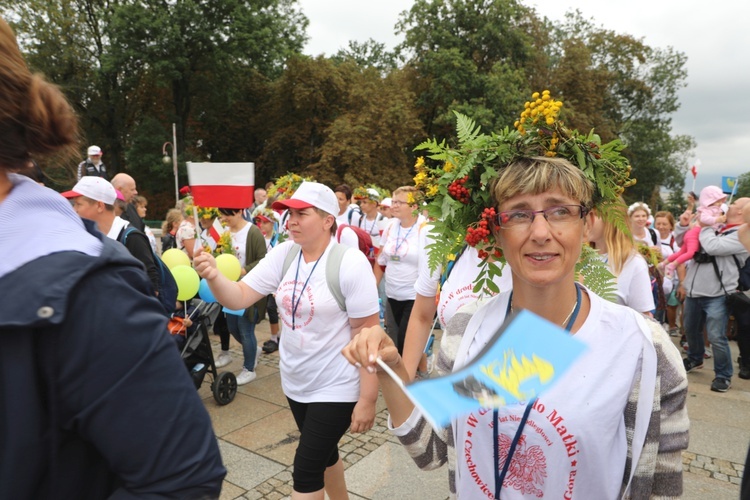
[236,368,257,385]
[215,351,232,368]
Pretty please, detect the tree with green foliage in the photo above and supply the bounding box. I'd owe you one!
[395,0,540,138]
[2,0,308,199]
[549,12,695,204]
[332,39,397,74]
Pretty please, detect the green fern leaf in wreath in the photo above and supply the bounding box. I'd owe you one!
[576,244,617,302]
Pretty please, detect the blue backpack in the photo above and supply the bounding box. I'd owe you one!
[120,227,178,315]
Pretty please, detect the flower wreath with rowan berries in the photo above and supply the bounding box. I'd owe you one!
[414,90,627,297]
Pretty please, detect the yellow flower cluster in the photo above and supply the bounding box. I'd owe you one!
[414,171,428,187]
[426,184,439,197]
[443,161,455,173]
[406,192,416,204]
[514,90,563,135]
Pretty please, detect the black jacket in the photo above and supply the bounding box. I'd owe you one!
[117,224,159,293]
[0,222,225,499]
[120,202,146,232]
[76,159,108,181]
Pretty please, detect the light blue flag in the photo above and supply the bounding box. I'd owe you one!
[392,310,587,429]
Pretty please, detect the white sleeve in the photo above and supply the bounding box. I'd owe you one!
[340,249,380,318]
[414,223,440,297]
[624,254,656,313]
[338,226,360,250]
[243,241,294,295]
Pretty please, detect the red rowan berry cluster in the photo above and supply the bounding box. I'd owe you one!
[465,218,491,247]
[447,175,470,203]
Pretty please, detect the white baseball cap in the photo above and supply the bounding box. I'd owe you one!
[380,197,392,207]
[271,181,339,217]
[61,176,117,205]
[87,145,103,156]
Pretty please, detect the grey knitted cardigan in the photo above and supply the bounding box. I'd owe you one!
[395,300,689,499]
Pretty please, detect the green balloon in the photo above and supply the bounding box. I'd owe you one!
[171,265,200,301]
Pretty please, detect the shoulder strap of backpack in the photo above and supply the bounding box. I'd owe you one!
[648,227,658,245]
[281,243,301,279]
[325,243,349,312]
[440,244,467,288]
[119,226,138,245]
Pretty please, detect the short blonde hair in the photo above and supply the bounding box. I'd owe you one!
[491,157,594,209]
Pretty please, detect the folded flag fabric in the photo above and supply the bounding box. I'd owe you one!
[187,162,255,209]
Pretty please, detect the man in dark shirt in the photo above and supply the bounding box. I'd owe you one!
[77,145,108,180]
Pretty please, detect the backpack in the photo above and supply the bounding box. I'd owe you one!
[281,243,350,311]
[336,224,375,265]
[121,227,178,316]
[161,232,177,252]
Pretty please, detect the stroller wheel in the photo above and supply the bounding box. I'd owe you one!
[213,371,237,405]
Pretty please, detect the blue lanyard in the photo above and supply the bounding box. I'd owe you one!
[291,250,321,330]
[493,284,582,499]
[394,222,415,255]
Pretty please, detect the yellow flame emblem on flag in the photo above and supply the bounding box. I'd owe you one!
[480,350,554,400]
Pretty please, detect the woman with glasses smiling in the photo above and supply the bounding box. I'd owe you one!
[343,155,688,499]
[376,186,427,354]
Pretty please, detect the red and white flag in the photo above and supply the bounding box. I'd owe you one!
[690,158,701,179]
[208,218,224,244]
[187,162,254,209]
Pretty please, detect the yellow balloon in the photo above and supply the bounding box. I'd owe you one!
[161,248,190,269]
[215,253,242,281]
[171,265,200,301]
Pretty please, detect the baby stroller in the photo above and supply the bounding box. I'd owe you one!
[179,301,237,405]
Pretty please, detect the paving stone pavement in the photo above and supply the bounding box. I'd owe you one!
[199,321,748,499]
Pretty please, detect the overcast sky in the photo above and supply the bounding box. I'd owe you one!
[297,0,750,195]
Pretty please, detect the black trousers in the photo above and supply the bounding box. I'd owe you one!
[387,298,415,355]
[287,398,356,493]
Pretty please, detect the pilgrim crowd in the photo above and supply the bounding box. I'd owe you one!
[3,13,750,499]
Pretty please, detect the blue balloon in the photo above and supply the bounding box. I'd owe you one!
[222,306,244,316]
[198,279,217,303]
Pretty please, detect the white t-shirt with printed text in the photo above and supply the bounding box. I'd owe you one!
[377,216,426,301]
[244,239,379,403]
[414,227,513,328]
[390,289,647,499]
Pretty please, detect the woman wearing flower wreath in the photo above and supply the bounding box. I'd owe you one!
[376,185,428,354]
[194,181,380,500]
[628,202,659,248]
[343,154,688,498]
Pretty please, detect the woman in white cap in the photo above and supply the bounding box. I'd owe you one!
[194,181,380,500]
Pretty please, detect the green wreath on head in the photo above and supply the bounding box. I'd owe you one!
[415,90,628,300]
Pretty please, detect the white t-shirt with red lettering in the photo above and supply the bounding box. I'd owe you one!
[244,239,379,403]
[377,216,427,301]
[414,228,512,328]
[452,290,645,499]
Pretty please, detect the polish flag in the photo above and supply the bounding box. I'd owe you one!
[187,162,254,208]
[208,218,224,244]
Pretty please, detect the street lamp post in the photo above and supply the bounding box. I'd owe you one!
[162,122,179,204]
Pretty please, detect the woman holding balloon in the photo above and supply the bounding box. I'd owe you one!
[194,181,380,500]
